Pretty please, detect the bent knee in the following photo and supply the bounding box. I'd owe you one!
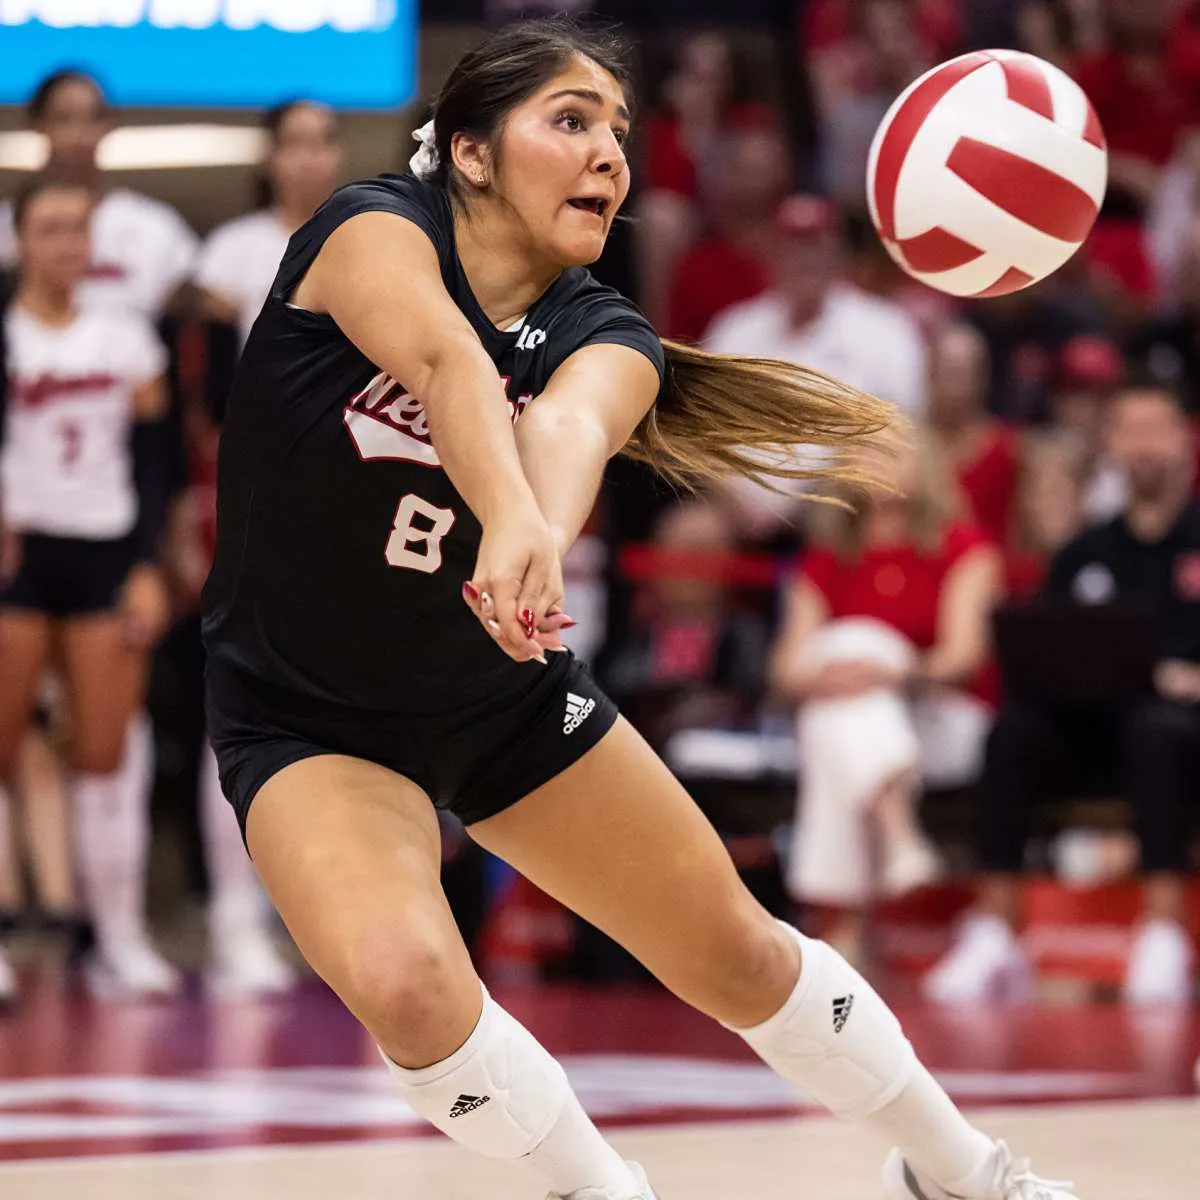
[339,925,479,1057]
[681,909,799,1026]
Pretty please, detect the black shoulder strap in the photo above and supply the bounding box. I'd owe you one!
[272,178,451,303]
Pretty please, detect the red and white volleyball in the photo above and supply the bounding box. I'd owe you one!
[866,49,1108,298]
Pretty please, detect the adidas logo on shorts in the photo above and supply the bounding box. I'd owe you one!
[449,1093,491,1118]
[832,994,855,1034]
[563,691,596,735]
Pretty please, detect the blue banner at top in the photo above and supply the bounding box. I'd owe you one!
[0,1,418,109]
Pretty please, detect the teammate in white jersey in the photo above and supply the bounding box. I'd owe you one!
[196,100,345,346]
[0,178,178,1001]
[0,70,198,999]
[0,71,198,319]
[182,100,343,996]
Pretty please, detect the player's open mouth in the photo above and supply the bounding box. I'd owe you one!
[567,196,610,217]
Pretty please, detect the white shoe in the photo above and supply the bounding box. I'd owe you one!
[922,914,1033,1004]
[883,1140,1078,1200]
[84,939,181,1001]
[0,947,17,1008]
[210,927,297,997]
[881,836,943,898]
[552,1162,657,1199]
[1123,919,1195,1004]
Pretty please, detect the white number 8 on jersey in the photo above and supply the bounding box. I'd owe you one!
[386,493,456,574]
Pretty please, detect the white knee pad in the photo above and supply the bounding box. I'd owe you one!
[382,985,570,1159]
[728,923,917,1121]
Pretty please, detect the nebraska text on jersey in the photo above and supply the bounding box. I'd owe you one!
[343,371,533,467]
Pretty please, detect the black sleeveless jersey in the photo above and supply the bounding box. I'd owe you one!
[201,174,664,715]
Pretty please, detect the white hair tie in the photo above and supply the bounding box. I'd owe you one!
[409,119,439,180]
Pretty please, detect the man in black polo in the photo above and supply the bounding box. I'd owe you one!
[926,380,1200,1004]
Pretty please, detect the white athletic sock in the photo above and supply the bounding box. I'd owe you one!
[731,924,996,1192]
[384,985,641,1198]
[200,742,266,944]
[73,718,154,955]
[870,1066,999,1193]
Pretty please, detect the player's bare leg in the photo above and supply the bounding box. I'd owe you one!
[471,718,1079,1200]
[16,727,77,920]
[60,615,177,997]
[0,611,54,1006]
[200,742,295,995]
[247,754,653,1198]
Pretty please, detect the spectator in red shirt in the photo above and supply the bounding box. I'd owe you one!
[665,123,790,344]
[1073,0,1194,207]
[804,0,955,208]
[803,0,961,61]
[635,32,777,327]
[928,324,1018,547]
[1072,0,1200,305]
[602,501,769,751]
[770,428,1002,965]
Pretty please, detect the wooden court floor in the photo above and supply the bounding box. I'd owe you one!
[0,1101,1196,1199]
[0,967,1196,1198]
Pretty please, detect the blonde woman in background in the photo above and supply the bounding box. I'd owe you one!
[1003,429,1088,601]
[769,427,1003,967]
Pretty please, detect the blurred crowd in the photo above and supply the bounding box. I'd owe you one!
[1,0,1199,1009]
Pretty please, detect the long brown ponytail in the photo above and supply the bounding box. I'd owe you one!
[622,339,900,492]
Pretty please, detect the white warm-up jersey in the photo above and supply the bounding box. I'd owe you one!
[1,305,167,539]
[0,189,198,319]
[194,209,291,346]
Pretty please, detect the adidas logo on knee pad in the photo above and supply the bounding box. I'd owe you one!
[449,1093,491,1118]
[832,994,855,1034]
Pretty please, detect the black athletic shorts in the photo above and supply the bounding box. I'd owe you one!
[205,649,619,841]
[0,533,137,617]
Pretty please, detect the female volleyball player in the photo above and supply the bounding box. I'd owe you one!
[0,178,177,998]
[203,19,1077,1200]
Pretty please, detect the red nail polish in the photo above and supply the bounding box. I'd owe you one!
[463,581,481,603]
[521,608,536,638]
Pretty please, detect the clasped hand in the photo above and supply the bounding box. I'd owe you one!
[461,501,575,663]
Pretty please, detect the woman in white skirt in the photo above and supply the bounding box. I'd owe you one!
[770,428,1003,965]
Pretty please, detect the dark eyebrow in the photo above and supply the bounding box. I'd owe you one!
[546,88,632,124]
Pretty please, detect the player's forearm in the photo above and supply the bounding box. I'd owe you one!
[420,342,538,525]
[514,406,609,557]
[918,640,983,688]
